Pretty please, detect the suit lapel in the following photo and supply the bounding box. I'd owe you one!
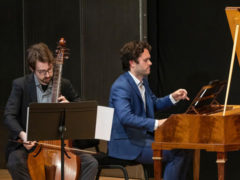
[124,73,154,118]
[143,78,154,118]
[124,72,148,115]
[124,72,142,100]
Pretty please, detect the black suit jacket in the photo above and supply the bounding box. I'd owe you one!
[3,73,80,157]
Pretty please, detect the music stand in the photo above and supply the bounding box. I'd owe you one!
[26,101,97,180]
[185,80,226,114]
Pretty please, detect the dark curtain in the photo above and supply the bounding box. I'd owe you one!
[147,1,240,179]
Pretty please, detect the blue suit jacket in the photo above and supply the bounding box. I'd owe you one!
[108,72,173,160]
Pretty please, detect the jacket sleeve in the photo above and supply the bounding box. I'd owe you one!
[151,92,173,110]
[3,79,24,139]
[61,79,81,102]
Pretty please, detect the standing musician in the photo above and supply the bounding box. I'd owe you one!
[3,42,98,180]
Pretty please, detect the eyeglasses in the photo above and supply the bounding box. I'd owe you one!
[36,68,53,75]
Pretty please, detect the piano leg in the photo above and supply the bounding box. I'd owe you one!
[153,150,163,180]
[216,152,227,180]
[193,149,200,180]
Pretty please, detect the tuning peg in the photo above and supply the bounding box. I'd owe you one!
[59,38,66,46]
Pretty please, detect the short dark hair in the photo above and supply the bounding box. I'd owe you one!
[27,42,55,71]
[120,40,152,71]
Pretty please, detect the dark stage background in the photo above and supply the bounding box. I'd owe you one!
[1,0,240,179]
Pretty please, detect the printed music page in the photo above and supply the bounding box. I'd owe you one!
[95,106,114,141]
[26,107,29,141]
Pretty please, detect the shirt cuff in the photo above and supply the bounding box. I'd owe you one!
[154,120,158,130]
[169,94,179,104]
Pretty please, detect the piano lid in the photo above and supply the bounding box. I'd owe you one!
[225,7,240,66]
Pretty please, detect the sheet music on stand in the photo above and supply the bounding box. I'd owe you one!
[95,106,114,141]
[186,80,226,114]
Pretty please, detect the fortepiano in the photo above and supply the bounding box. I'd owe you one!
[152,7,240,180]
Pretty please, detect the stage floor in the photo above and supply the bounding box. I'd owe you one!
[0,169,11,180]
[0,169,141,180]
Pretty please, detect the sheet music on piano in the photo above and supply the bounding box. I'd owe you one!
[186,80,227,114]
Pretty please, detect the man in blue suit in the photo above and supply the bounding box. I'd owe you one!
[108,40,192,180]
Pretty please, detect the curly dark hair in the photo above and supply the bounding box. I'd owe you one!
[27,42,55,71]
[120,40,152,71]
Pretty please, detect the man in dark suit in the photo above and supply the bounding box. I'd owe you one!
[4,42,98,180]
[108,40,192,180]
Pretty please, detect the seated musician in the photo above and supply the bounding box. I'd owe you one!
[3,42,98,180]
[108,40,192,180]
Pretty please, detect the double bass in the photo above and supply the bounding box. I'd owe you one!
[27,38,81,180]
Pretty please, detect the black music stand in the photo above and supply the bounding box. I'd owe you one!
[26,101,97,180]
